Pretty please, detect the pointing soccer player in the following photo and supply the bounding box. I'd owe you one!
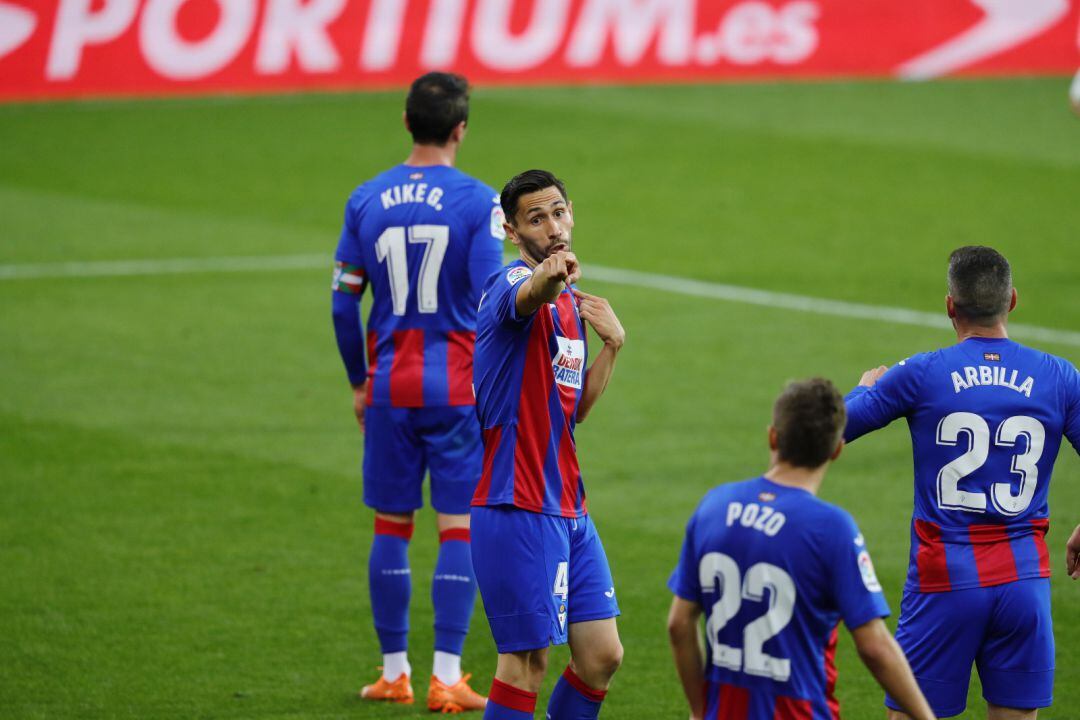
[471,170,626,719]
[668,378,936,720]
[845,246,1080,719]
[331,72,504,712]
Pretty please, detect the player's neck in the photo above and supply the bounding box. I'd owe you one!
[953,320,1009,342]
[763,461,825,496]
[404,142,458,168]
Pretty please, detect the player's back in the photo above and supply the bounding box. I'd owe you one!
[848,337,1080,592]
[670,477,889,719]
[337,164,503,407]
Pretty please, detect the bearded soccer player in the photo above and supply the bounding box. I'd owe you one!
[667,378,935,720]
[331,72,504,711]
[845,246,1080,719]
[471,170,626,719]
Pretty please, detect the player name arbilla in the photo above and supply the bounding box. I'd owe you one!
[951,365,1034,397]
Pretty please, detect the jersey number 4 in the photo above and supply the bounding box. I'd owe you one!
[936,412,1045,516]
[699,552,795,682]
[375,225,449,315]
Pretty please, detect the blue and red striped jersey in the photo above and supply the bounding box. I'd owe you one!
[669,477,890,719]
[472,261,588,517]
[845,337,1080,593]
[334,164,504,407]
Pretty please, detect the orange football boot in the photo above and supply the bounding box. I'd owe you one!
[426,673,488,713]
[359,671,414,704]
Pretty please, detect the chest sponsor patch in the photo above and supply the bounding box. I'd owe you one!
[506,266,531,286]
[552,336,585,389]
[857,550,883,593]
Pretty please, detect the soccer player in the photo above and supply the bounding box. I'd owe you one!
[845,246,1080,719]
[668,378,936,720]
[471,170,626,719]
[331,72,504,712]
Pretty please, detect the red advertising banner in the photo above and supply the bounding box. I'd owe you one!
[1,0,1078,101]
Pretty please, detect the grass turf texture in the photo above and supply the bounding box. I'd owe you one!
[1,78,1079,719]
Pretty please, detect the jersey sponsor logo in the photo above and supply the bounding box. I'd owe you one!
[950,365,1034,397]
[984,352,1001,362]
[857,550,882,592]
[506,266,532,286]
[552,337,585,389]
[491,206,507,240]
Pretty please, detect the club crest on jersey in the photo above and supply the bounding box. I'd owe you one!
[553,337,585,389]
[857,550,882,592]
[506,266,532,286]
[984,352,1001,362]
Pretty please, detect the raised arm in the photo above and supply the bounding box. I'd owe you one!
[850,619,936,720]
[667,597,705,720]
[574,289,625,423]
[515,250,580,318]
[844,356,925,443]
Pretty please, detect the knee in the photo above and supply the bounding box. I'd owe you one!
[580,640,623,682]
[602,640,624,677]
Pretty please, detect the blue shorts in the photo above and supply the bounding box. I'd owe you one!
[362,405,482,515]
[470,506,620,653]
[886,579,1053,717]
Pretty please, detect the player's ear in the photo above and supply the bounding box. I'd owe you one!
[402,111,411,134]
[504,222,519,246]
[1008,287,1017,313]
[451,120,467,144]
[767,426,778,451]
[830,439,844,462]
[945,295,956,319]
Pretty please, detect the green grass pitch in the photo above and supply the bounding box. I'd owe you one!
[1,78,1079,719]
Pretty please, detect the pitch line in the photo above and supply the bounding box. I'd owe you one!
[1,253,1078,349]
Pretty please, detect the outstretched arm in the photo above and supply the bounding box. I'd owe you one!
[667,597,705,720]
[850,619,936,720]
[844,357,924,443]
[574,289,625,423]
[515,251,581,317]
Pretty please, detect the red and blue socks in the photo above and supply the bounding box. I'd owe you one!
[431,527,477,684]
[484,678,537,719]
[546,667,607,719]
[369,518,413,676]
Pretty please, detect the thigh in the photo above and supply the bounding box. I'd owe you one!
[566,514,620,625]
[885,588,990,718]
[471,506,570,653]
[362,406,425,513]
[977,579,1054,710]
[419,406,483,515]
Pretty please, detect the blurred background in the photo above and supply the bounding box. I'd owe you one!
[2,1,1079,718]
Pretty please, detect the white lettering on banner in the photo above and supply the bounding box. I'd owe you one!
[472,0,571,72]
[140,0,256,80]
[566,0,695,67]
[361,0,409,71]
[256,0,346,74]
[0,2,37,62]
[697,1,818,65]
[422,0,469,67]
[47,0,138,80]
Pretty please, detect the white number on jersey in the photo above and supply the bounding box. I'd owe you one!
[374,225,450,316]
[935,412,1045,516]
[698,552,796,682]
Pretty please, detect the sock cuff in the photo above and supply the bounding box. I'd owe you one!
[375,517,414,540]
[490,678,537,713]
[439,528,471,543]
[562,667,607,702]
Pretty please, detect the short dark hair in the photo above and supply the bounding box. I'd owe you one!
[500,169,568,223]
[772,378,846,469]
[947,246,1012,325]
[405,72,470,145]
